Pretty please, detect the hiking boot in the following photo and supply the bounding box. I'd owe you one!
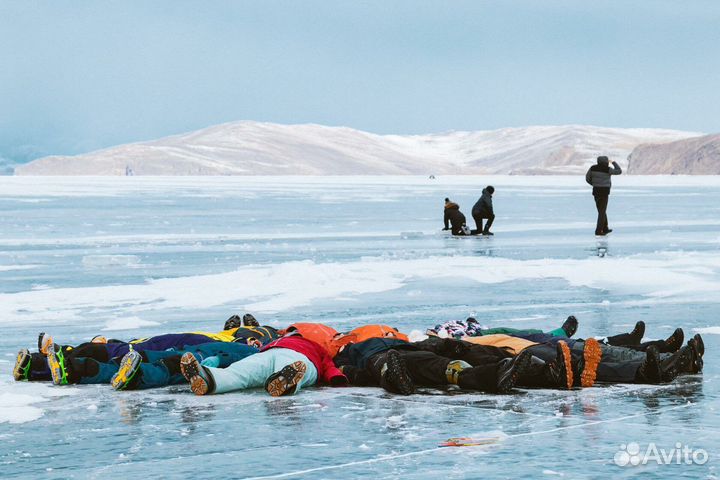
[496,349,532,394]
[693,334,704,358]
[580,338,602,387]
[604,229,613,234]
[13,349,31,381]
[482,230,494,236]
[562,316,578,337]
[663,344,693,378]
[265,361,307,397]
[181,352,214,395]
[546,341,573,390]
[687,338,703,373]
[636,346,662,383]
[630,321,645,344]
[111,350,143,391]
[46,342,68,385]
[379,350,415,395]
[242,313,260,327]
[662,328,684,353]
[38,332,53,356]
[605,321,645,347]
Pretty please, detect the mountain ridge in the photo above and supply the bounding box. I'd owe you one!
[14,121,703,175]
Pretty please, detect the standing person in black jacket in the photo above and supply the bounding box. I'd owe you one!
[471,186,495,235]
[585,156,622,236]
[442,198,469,235]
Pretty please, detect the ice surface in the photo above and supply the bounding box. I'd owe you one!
[0,176,718,478]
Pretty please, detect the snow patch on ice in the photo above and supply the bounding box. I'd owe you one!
[102,317,160,331]
[2,251,720,325]
[0,265,38,272]
[82,255,141,268]
[0,381,80,424]
[693,326,720,335]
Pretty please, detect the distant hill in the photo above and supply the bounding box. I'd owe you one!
[627,133,720,174]
[14,121,701,175]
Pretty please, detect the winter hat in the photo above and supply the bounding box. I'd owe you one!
[597,156,609,164]
[444,197,450,203]
[486,186,495,194]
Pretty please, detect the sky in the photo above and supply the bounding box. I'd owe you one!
[1,0,720,168]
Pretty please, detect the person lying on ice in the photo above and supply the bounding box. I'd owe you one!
[427,315,579,339]
[280,322,410,358]
[463,328,704,387]
[334,336,538,395]
[107,315,279,390]
[108,341,259,390]
[180,331,348,397]
[19,314,278,385]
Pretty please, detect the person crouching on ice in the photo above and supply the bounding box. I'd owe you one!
[180,331,348,396]
[471,186,495,235]
[442,198,470,236]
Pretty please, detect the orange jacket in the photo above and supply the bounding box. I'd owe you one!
[283,323,349,357]
[346,325,409,343]
[283,323,409,357]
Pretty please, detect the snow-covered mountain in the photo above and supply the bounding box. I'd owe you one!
[14,121,702,175]
[627,133,720,174]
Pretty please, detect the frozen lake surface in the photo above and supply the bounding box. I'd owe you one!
[1,175,719,479]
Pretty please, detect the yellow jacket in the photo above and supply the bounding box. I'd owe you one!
[461,334,538,355]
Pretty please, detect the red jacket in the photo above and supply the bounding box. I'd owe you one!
[261,335,347,385]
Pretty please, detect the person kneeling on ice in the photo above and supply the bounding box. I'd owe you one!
[471,186,495,235]
[180,331,348,396]
[442,198,470,236]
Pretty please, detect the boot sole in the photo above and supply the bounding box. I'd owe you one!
[13,349,31,381]
[581,338,601,387]
[385,350,415,395]
[266,361,306,397]
[46,343,66,385]
[180,352,210,396]
[111,351,141,390]
[557,341,574,390]
[498,350,531,394]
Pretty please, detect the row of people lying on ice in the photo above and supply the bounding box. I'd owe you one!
[12,313,704,398]
[443,186,495,236]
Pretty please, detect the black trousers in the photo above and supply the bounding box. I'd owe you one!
[369,349,499,391]
[594,195,609,234]
[369,350,449,387]
[472,212,494,233]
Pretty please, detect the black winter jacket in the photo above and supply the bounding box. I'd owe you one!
[334,338,417,369]
[472,188,494,216]
[443,203,467,234]
[586,159,622,196]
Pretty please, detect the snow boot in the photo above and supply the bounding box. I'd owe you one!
[265,361,307,397]
[111,350,143,391]
[379,350,415,395]
[181,352,215,395]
